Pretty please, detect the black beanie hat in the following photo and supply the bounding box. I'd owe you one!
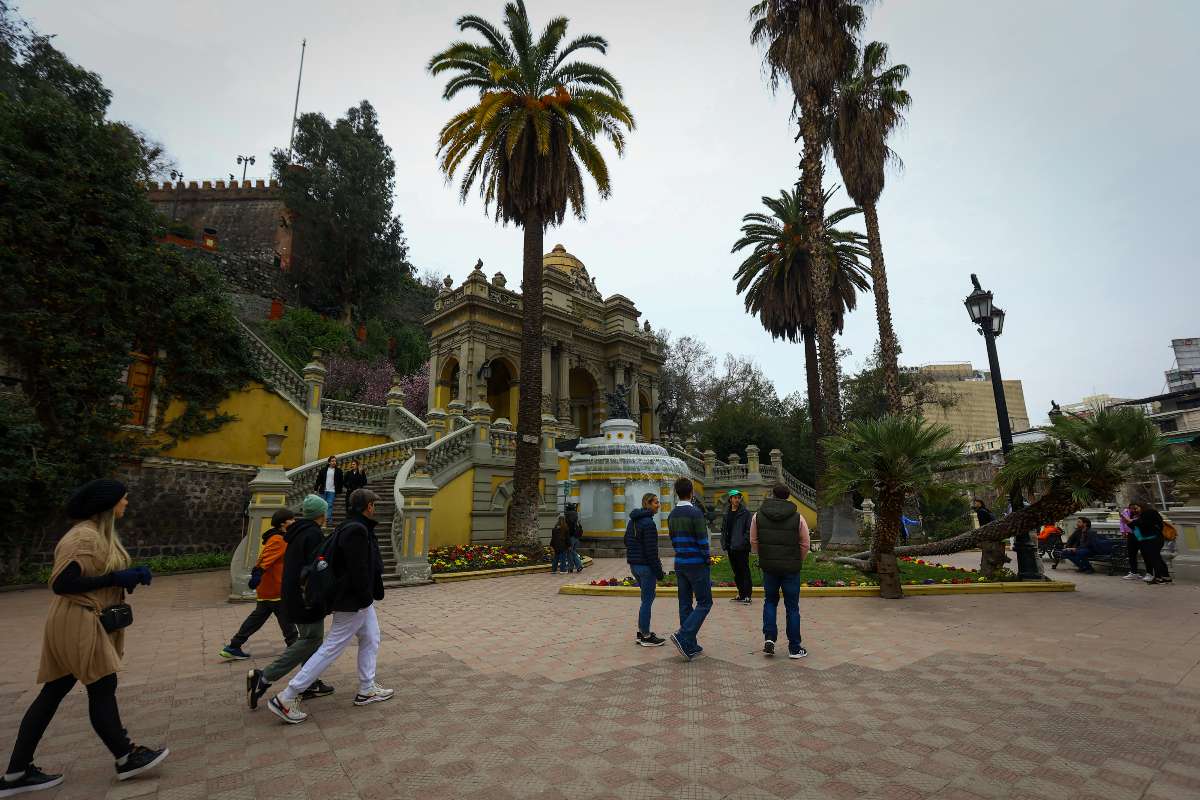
[66,479,128,520]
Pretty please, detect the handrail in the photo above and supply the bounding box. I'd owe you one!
[392,405,428,438]
[321,398,388,432]
[426,424,474,477]
[285,432,432,507]
[236,320,307,408]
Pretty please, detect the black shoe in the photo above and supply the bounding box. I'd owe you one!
[763,640,775,656]
[247,669,270,710]
[737,597,753,605]
[115,745,169,781]
[638,632,666,647]
[789,645,808,660]
[300,680,335,699]
[0,765,64,797]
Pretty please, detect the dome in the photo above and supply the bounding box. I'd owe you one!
[543,243,588,276]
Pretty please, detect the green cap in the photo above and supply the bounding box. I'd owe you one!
[728,489,743,497]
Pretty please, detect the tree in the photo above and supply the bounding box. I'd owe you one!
[271,100,412,325]
[655,332,717,439]
[831,41,911,415]
[823,415,963,598]
[732,184,870,494]
[750,0,866,435]
[841,343,958,425]
[429,1,635,550]
[839,408,1185,565]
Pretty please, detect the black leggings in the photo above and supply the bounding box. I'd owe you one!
[1139,536,1170,580]
[6,673,130,774]
[1126,532,1140,573]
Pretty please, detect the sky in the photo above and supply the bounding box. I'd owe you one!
[21,0,1200,426]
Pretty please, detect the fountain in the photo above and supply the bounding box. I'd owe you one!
[566,418,689,540]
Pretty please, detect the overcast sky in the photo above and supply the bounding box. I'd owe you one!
[22,0,1200,427]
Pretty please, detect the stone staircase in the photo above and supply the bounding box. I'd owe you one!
[324,478,406,586]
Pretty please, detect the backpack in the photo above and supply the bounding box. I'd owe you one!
[1163,521,1178,542]
[299,524,349,614]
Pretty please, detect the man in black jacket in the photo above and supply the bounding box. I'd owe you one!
[269,489,392,724]
[343,459,368,515]
[722,489,753,604]
[246,494,335,710]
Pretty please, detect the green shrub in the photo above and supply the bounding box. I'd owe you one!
[261,308,355,371]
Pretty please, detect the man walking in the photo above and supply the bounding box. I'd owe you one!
[268,489,393,724]
[722,489,753,604]
[751,483,810,659]
[246,495,335,708]
[343,459,368,516]
[668,477,712,661]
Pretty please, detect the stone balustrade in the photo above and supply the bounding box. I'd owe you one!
[284,433,430,507]
[320,399,389,432]
[235,320,307,409]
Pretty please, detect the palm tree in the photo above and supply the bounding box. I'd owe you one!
[731,185,870,489]
[840,408,1175,564]
[831,41,911,415]
[429,2,634,551]
[750,0,866,435]
[823,415,962,598]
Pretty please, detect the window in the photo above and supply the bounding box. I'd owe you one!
[126,352,155,426]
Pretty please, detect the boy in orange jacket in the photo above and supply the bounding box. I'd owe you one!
[220,509,299,660]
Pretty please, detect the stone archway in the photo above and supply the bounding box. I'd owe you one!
[485,357,518,422]
[569,367,601,437]
[436,357,460,409]
[639,390,652,439]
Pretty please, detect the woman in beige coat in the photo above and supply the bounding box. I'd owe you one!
[0,480,168,798]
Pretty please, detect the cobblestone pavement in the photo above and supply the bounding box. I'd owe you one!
[1,553,1198,800]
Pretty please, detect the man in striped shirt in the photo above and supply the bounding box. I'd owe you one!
[668,477,712,661]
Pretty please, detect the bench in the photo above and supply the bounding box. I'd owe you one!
[1049,533,1127,576]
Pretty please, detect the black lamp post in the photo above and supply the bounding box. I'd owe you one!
[236,155,256,182]
[964,274,1042,581]
[169,169,184,221]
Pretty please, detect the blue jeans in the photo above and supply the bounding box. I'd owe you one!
[569,542,583,571]
[1062,548,1100,572]
[630,564,658,635]
[553,550,571,572]
[674,564,712,653]
[323,491,336,514]
[762,571,802,654]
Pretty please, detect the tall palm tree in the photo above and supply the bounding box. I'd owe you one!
[429,2,634,550]
[823,415,962,598]
[831,41,911,415]
[731,185,870,488]
[750,0,866,435]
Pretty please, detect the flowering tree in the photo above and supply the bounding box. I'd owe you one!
[324,356,427,417]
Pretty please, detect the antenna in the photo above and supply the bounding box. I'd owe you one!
[286,39,307,165]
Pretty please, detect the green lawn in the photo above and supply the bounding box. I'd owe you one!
[638,554,993,588]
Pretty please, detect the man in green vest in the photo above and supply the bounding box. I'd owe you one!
[750,483,811,658]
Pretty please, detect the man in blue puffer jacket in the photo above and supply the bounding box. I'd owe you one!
[625,492,666,647]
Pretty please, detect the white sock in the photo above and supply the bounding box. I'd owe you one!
[4,770,26,781]
[116,753,130,766]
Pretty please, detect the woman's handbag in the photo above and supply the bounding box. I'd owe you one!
[97,603,133,633]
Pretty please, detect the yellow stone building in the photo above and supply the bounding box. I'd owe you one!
[919,362,1031,444]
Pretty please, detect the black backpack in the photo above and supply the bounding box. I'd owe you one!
[299,523,352,615]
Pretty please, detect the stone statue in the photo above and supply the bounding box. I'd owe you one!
[604,384,631,420]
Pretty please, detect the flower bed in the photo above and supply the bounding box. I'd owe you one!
[429,544,548,574]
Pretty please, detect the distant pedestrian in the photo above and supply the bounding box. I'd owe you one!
[900,514,920,545]
[343,460,368,515]
[0,480,166,798]
[550,515,572,574]
[1129,502,1171,584]
[1119,504,1142,580]
[721,489,753,604]
[246,495,335,711]
[220,508,299,661]
[972,498,994,527]
[313,455,344,519]
[268,489,392,724]
[751,483,810,659]
[668,477,712,661]
[625,493,666,647]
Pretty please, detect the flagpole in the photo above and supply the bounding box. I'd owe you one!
[286,38,307,165]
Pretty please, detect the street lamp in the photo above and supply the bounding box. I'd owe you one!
[236,155,256,182]
[964,274,1042,581]
[169,169,184,221]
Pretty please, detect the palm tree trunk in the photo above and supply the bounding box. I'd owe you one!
[863,203,902,415]
[872,490,904,598]
[803,330,825,493]
[798,86,842,434]
[507,215,545,554]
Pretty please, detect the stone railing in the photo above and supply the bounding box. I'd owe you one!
[490,425,517,459]
[321,399,388,433]
[714,463,748,481]
[760,464,779,481]
[426,424,474,477]
[285,433,431,507]
[392,406,428,439]
[236,320,307,409]
[665,444,705,478]
[780,468,818,506]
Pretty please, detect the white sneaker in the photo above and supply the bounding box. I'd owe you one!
[267,694,307,724]
[353,683,395,706]
[1121,573,1140,581]
[1143,574,1155,583]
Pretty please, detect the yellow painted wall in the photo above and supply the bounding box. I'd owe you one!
[790,497,818,530]
[318,430,390,459]
[160,383,307,468]
[430,468,474,549]
[556,456,570,482]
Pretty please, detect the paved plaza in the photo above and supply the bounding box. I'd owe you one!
[1,555,1198,800]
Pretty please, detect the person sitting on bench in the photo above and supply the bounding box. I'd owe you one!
[1057,517,1112,573]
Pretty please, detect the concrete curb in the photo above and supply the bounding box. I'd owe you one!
[433,556,595,583]
[558,580,1075,598]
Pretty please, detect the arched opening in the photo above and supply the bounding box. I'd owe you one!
[570,367,600,437]
[436,357,460,410]
[485,358,517,422]
[639,391,652,439]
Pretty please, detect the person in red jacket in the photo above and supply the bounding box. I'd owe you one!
[219,509,299,660]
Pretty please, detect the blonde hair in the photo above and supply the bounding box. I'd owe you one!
[94,509,131,573]
[642,493,658,509]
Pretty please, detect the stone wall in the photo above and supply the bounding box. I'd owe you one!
[112,457,255,558]
[148,180,286,258]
